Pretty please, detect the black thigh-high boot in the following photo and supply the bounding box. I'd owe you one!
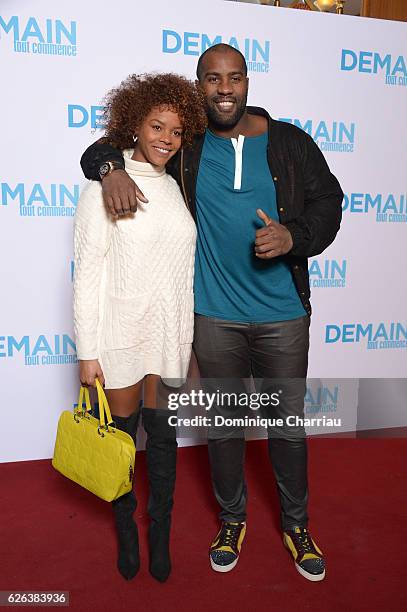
[142,406,177,582]
[111,410,140,580]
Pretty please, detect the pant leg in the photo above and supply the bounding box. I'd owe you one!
[250,315,310,530]
[193,314,251,523]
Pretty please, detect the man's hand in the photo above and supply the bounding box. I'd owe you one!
[102,170,148,219]
[255,208,293,259]
[79,359,105,388]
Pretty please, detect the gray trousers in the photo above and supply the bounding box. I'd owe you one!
[193,314,310,531]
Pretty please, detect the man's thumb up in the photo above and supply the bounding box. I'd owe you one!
[257,208,273,226]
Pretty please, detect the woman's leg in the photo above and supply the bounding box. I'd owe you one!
[142,375,177,582]
[105,381,143,581]
[105,379,143,417]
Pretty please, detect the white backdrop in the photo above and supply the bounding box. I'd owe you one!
[1,0,406,462]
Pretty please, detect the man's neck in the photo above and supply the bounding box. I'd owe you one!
[208,111,267,139]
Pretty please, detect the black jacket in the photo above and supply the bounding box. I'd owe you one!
[80,106,344,316]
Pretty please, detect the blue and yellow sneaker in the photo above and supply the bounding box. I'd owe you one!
[210,521,246,572]
[283,526,325,581]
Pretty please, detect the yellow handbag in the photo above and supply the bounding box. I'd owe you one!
[52,379,136,502]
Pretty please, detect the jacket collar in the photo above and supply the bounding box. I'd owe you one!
[247,105,272,121]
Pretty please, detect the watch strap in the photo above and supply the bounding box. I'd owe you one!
[80,142,125,181]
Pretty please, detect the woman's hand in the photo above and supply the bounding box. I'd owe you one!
[79,359,105,387]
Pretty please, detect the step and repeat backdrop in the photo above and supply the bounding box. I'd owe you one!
[1,0,406,462]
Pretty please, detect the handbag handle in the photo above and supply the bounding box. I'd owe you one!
[95,378,114,430]
[75,385,92,417]
[74,379,113,432]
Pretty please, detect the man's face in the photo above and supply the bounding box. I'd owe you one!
[198,51,248,129]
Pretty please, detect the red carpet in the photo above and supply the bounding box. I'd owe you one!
[1,438,406,611]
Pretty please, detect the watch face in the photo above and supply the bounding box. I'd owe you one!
[99,162,110,177]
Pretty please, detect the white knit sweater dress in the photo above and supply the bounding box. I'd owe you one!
[73,150,196,389]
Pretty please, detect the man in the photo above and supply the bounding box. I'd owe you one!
[80,44,343,581]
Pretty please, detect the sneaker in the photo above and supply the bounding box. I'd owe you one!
[283,526,325,582]
[210,521,246,573]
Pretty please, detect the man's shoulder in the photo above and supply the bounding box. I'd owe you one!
[247,106,310,143]
[272,119,309,139]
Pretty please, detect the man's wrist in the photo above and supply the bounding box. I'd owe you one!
[98,160,125,180]
[283,221,301,253]
[285,228,294,253]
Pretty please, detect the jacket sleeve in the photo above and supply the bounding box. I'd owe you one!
[80,139,125,181]
[73,182,113,359]
[284,133,343,258]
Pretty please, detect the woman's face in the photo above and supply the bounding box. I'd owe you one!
[133,106,183,168]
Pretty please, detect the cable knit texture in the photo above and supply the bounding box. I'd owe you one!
[73,150,196,388]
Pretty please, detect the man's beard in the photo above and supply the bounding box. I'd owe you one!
[205,92,248,129]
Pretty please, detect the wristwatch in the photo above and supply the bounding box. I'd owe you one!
[98,160,125,180]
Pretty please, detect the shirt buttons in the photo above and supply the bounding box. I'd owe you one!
[279,207,284,212]
[273,176,278,181]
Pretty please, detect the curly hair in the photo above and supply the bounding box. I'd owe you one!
[102,73,207,149]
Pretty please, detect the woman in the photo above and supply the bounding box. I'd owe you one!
[73,73,207,582]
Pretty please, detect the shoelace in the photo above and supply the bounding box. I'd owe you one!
[218,523,241,549]
[292,528,316,555]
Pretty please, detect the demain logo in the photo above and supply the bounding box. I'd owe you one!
[308,259,347,288]
[68,104,105,129]
[278,117,355,153]
[162,29,270,73]
[0,334,77,366]
[325,322,407,351]
[340,49,407,88]
[342,193,407,223]
[305,384,338,414]
[0,15,77,57]
[1,182,79,218]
